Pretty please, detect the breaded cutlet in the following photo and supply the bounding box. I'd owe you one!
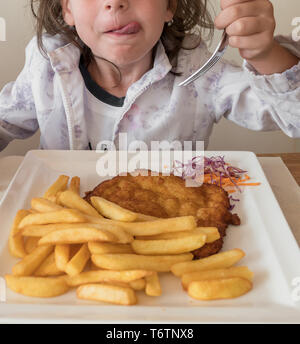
[84,171,240,259]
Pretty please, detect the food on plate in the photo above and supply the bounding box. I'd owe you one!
[31,197,63,212]
[43,175,69,201]
[187,277,252,300]
[91,253,194,272]
[65,269,152,287]
[5,172,253,304]
[64,244,90,277]
[5,275,70,298]
[131,232,207,255]
[54,244,70,271]
[145,272,162,297]
[18,209,87,228]
[76,283,137,305]
[181,266,254,290]
[69,176,81,194]
[34,252,63,277]
[88,242,134,254]
[12,245,53,276]
[58,190,102,218]
[37,226,117,245]
[171,248,245,277]
[8,209,30,258]
[90,196,138,222]
[84,171,240,259]
[136,227,220,243]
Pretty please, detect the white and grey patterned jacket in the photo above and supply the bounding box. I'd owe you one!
[0,34,300,151]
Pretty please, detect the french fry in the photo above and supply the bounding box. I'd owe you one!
[65,269,153,287]
[136,227,220,244]
[58,190,102,218]
[43,175,69,200]
[38,227,117,246]
[25,237,41,254]
[55,244,70,271]
[69,176,80,194]
[12,245,53,276]
[129,278,146,291]
[131,233,206,255]
[18,209,87,229]
[145,272,162,296]
[31,197,63,213]
[65,244,90,277]
[92,253,193,272]
[88,242,134,254]
[5,275,70,298]
[107,216,197,236]
[34,252,64,276]
[76,283,137,305]
[8,209,30,258]
[90,196,137,222]
[134,213,159,222]
[181,266,254,290]
[171,249,246,277]
[187,277,252,300]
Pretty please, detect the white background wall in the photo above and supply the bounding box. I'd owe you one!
[0,0,300,157]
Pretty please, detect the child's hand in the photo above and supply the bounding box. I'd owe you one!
[215,0,276,61]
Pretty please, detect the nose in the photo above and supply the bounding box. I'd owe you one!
[104,0,129,12]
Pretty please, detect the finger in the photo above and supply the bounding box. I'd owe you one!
[228,31,273,50]
[226,16,275,37]
[215,1,271,30]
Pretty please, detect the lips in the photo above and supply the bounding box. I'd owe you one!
[105,22,141,35]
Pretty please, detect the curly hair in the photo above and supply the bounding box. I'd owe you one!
[31,0,214,72]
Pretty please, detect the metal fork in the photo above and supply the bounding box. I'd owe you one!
[178,30,229,87]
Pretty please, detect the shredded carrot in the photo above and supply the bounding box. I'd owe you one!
[204,172,260,190]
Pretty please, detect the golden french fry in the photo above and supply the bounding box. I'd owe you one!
[136,227,220,243]
[25,237,41,254]
[43,175,69,200]
[38,226,117,246]
[92,253,193,272]
[8,209,30,258]
[5,275,70,298]
[65,269,153,287]
[55,244,70,271]
[88,242,134,255]
[129,278,146,291]
[12,245,53,276]
[134,213,159,222]
[181,266,254,290]
[58,190,102,218]
[90,196,137,222]
[83,217,134,243]
[70,176,80,194]
[76,283,137,305]
[34,252,63,276]
[145,272,162,297]
[107,216,197,236]
[18,209,87,229]
[31,198,63,213]
[131,233,206,255]
[65,244,90,277]
[187,277,252,300]
[171,249,246,277]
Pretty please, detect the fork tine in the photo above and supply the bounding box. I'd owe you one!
[178,30,228,87]
[179,54,223,86]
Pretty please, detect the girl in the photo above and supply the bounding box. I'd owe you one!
[0,0,299,152]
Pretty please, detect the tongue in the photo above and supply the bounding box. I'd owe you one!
[113,22,140,34]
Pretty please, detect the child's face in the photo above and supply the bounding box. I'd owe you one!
[61,0,175,68]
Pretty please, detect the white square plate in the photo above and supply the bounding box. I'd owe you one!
[0,150,300,324]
